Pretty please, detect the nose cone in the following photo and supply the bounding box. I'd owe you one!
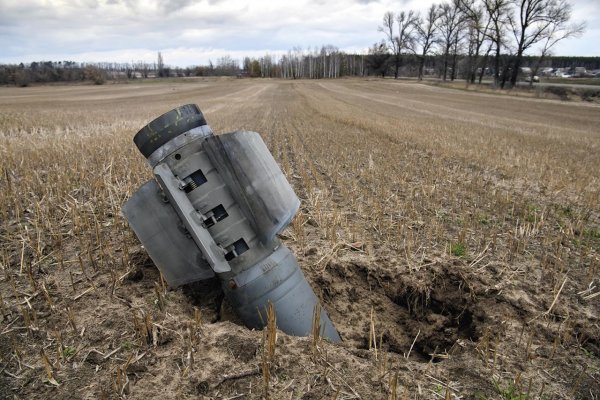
[224,245,341,342]
[133,104,208,158]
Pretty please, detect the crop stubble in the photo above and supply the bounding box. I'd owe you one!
[0,78,598,399]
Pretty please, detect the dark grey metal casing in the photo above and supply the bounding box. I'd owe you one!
[122,104,340,342]
[225,245,340,339]
[121,179,215,286]
[203,132,300,245]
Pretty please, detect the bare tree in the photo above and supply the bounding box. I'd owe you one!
[459,0,493,84]
[135,61,150,78]
[379,10,419,79]
[157,52,164,77]
[482,0,511,86]
[508,0,583,87]
[437,1,465,81]
[529,6,585,86]
[416,4,440,81]
[367,42,390,78]
[379,12,399,78]
[84,65,105,85]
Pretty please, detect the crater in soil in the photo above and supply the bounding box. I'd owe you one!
[313,258,485,363]
[136,240,487,364]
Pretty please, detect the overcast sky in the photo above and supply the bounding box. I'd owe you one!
[0,0,598,67]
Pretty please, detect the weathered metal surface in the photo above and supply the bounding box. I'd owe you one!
[203,131,300,244]
[123,104,341,342]
[122,180,215,286]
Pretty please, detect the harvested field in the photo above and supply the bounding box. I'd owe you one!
[0,78,599,399]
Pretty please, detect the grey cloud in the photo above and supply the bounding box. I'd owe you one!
[11,2,285,61]
[158,0,196,13]
[0,0,597,65]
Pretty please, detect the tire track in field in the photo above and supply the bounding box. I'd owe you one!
[201,82,274,116]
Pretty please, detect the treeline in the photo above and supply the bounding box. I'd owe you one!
[244,49,599,80]
[240,0,591,85]
[0,53,257,86]
[266,47,366,79]
[0,58,245,87]
[371,0,586,87]
[0,51,366,86]
[3,52,596,87]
